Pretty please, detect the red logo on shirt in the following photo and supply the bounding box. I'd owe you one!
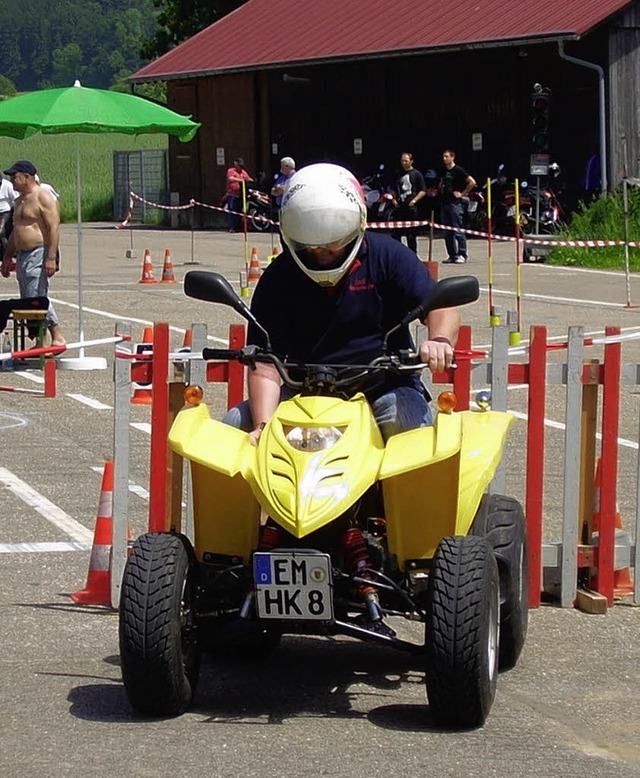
[348,278,374,292]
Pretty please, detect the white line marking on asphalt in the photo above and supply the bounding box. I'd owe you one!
[490,286,628,309]
[131,422,152,434]
[0,541,92,554]
[0,412,28,430]
[0,467,93,544]
[66,393,112,410]
[14,370,43,384]
[46,298,229,344]
[91,466,149,500]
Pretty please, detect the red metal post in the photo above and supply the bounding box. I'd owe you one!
[43,358,57,398]
[148,322,170,532]
[593,326,621,603]
[227,323,246,408]
[525,326,547,607]
[452,325,472,409]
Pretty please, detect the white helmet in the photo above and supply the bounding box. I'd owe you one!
[280,163,367,286]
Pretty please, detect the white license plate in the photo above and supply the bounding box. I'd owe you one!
[506,205,516,217]
[254,551,333,620]
[467,201,477,213]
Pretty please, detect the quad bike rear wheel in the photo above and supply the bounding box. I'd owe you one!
[424,535,499,729]
[119,532,201,717]
[472,494,528,669]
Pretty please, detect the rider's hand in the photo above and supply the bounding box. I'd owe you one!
[0,259,10,279]
[420,338,454,374]
[249,422,266,447]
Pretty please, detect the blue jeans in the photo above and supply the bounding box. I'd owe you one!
[441,201,467,260]
[226,195,242,231]
[16,246,58,328]
[222,384,433,442]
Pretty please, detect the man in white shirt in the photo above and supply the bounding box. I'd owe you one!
[0,174,16,256]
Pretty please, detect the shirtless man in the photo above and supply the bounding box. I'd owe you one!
[0,160,65,346]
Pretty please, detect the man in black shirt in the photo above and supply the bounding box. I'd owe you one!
[440,149,476,263]
[390,152,426,254]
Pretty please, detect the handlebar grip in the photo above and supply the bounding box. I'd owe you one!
[202,348,243,361]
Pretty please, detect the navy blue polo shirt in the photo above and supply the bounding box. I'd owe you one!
[248,231,435,395]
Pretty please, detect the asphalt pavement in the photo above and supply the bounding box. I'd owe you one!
[1,223,639,778]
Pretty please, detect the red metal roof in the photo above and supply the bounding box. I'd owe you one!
[132,0,632,81]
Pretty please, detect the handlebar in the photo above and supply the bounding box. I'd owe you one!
[201,346,426,394]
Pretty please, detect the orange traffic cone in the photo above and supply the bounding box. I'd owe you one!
[267,244,281,264]
[174,328,192,381]
[160,248,177,284]
[131,326,153,405]
[71,461,115,605]
[138,249,157,284]
[590,457,633,597]
[248,247,262,283]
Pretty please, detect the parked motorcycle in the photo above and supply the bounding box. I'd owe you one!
[462,189,486,231]
[119,270,528,728]
[476,164,533,236]
[245,184,273,232]
[361,164,395,225]
[522,163,565,262]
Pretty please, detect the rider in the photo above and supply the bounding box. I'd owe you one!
[223,163,460,442]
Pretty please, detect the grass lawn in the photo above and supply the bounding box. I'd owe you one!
[1,133,167,222]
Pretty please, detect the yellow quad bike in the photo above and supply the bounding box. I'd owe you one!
[119,272,528,728]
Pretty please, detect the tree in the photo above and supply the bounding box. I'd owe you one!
[0,74,17,99]
[141,0,248,59]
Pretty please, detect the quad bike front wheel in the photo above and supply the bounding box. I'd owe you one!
[119,532,201,717]
[472,494,528,669]
[424,535,499,729]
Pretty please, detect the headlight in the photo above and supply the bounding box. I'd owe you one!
[283,426,345,452]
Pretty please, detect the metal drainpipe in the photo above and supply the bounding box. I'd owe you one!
[558,40,608,193]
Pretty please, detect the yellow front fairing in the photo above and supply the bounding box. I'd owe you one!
[168,397,514,570]
[251,394,385,537]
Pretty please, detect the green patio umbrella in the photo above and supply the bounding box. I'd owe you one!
[0,81,201,367]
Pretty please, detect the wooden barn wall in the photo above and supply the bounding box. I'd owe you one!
[166,30,614,224]
[609,4,640,185]
[168,73,257,226]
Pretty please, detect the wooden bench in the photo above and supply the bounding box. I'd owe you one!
[11,309,47,364]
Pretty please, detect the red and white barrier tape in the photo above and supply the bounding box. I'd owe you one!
[123,191,640,249]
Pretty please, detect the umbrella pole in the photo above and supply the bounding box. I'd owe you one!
[76,140,85,358]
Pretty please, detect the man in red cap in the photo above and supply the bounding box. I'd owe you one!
[0,160,65,346]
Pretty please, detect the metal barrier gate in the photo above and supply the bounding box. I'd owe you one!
[109,321,639,612]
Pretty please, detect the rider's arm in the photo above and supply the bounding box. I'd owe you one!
[247,361,281,443]
[419,307,460,374]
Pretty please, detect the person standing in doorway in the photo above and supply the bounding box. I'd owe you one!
[0,160,65,346]
[440,149,476,264]
[390,152,426,254]
[225,157,253,232]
